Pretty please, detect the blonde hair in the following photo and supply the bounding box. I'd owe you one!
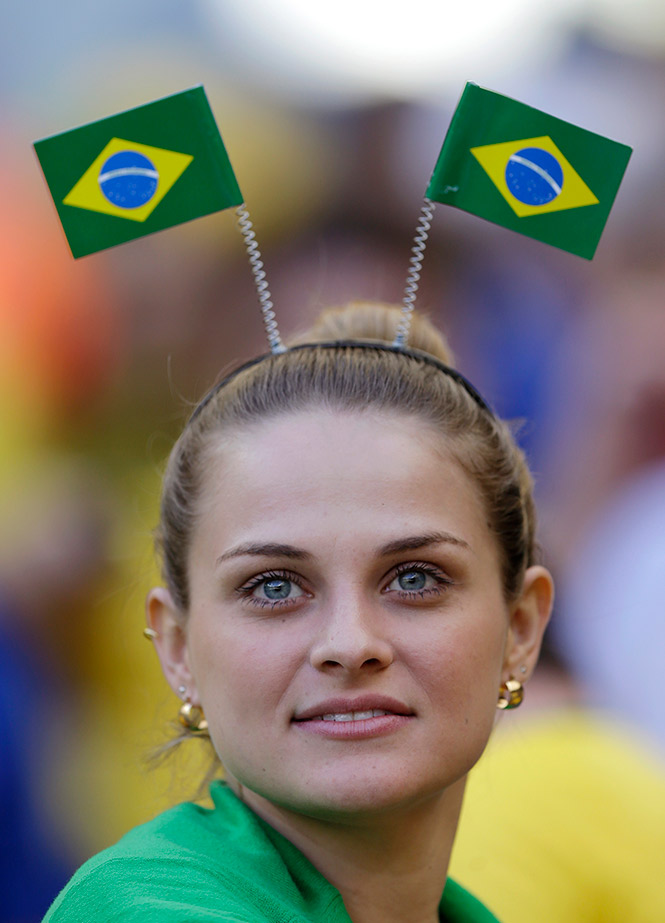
[157,302,538,615]
[154,302,539,767]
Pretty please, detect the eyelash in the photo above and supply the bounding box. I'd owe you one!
[236,570,307,610]
[385,562,453,600]
[235,562,452,611]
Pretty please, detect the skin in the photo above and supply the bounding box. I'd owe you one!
[149,408,553,923]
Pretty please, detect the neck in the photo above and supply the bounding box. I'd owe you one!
[237,778,466,923]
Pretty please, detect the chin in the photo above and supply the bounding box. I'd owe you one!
[249,764,462,824]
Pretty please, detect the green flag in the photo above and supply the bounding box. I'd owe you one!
[34,86,243,258]
[427,82,632,259]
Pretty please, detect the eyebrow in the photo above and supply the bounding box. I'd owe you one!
[378,532,470,556]
[216,542,312,566]
[216,531,469,567]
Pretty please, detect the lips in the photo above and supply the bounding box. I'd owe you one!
[321,709,390,722]
[293,695,413,723]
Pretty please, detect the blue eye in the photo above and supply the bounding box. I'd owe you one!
[239,571,307,607]
[396,570,427,591]
[262,577,294,600]
[385,564,450,598]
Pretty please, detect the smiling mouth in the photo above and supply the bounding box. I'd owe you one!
[294,695,413,722]
[292,705,413,739]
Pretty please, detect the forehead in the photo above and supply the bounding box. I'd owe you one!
[192,409,496,564]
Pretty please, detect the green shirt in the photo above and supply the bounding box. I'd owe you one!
[45,782,500,922]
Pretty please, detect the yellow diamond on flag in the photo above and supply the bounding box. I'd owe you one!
[470,136,599,218]
[63,138,193,223]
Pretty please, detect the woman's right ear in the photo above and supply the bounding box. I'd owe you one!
[145,587,199,704]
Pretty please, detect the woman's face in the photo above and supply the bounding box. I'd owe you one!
[156,409,545,821]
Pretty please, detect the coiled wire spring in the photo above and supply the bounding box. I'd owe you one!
[236,203,285,354]
[393,198,436,347]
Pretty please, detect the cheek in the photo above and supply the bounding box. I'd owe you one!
[193,632,304,786]
[187,620,299,726]
[414,611,508,712]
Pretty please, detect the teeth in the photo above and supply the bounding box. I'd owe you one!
[321,709,390,722]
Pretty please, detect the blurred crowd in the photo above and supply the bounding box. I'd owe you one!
[2,3,664,921]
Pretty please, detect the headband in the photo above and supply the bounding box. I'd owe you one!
[33,84,629,440]
[189,338,493,424]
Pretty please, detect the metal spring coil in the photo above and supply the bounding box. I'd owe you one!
[394,198,436,347]
[236,203,285,354]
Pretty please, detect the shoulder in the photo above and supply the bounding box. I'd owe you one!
[43,783,351,922]
[44,853,245,922]
[44,787,268,922]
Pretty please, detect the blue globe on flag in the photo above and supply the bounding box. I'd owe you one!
[505,147,564,206]
[98,150,159,209]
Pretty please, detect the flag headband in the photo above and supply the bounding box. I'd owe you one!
[34,82,631,356]
[234,200,434,354]
[188,338,493,425]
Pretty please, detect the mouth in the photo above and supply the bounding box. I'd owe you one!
[292,696,414,740]
[293,695,414,725]
[319,709,393,723]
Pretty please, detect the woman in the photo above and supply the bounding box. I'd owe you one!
[45,303,553,922]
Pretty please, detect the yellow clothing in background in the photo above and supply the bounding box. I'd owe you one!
[450,710,665,923]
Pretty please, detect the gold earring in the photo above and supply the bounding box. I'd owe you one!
[143,627,158,641]
[178,700,209,734]
[497,678,524,710]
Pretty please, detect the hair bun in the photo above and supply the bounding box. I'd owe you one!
[292,302,455,366]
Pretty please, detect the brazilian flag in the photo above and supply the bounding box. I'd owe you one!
[427,83,632,259]
[34,87,243,258]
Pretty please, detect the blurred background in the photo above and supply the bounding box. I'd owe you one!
[2,1,664,920]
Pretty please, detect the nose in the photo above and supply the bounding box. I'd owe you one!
[309,592,394,674]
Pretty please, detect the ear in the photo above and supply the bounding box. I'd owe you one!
[146,587,201,705]
[503,565,554,682]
